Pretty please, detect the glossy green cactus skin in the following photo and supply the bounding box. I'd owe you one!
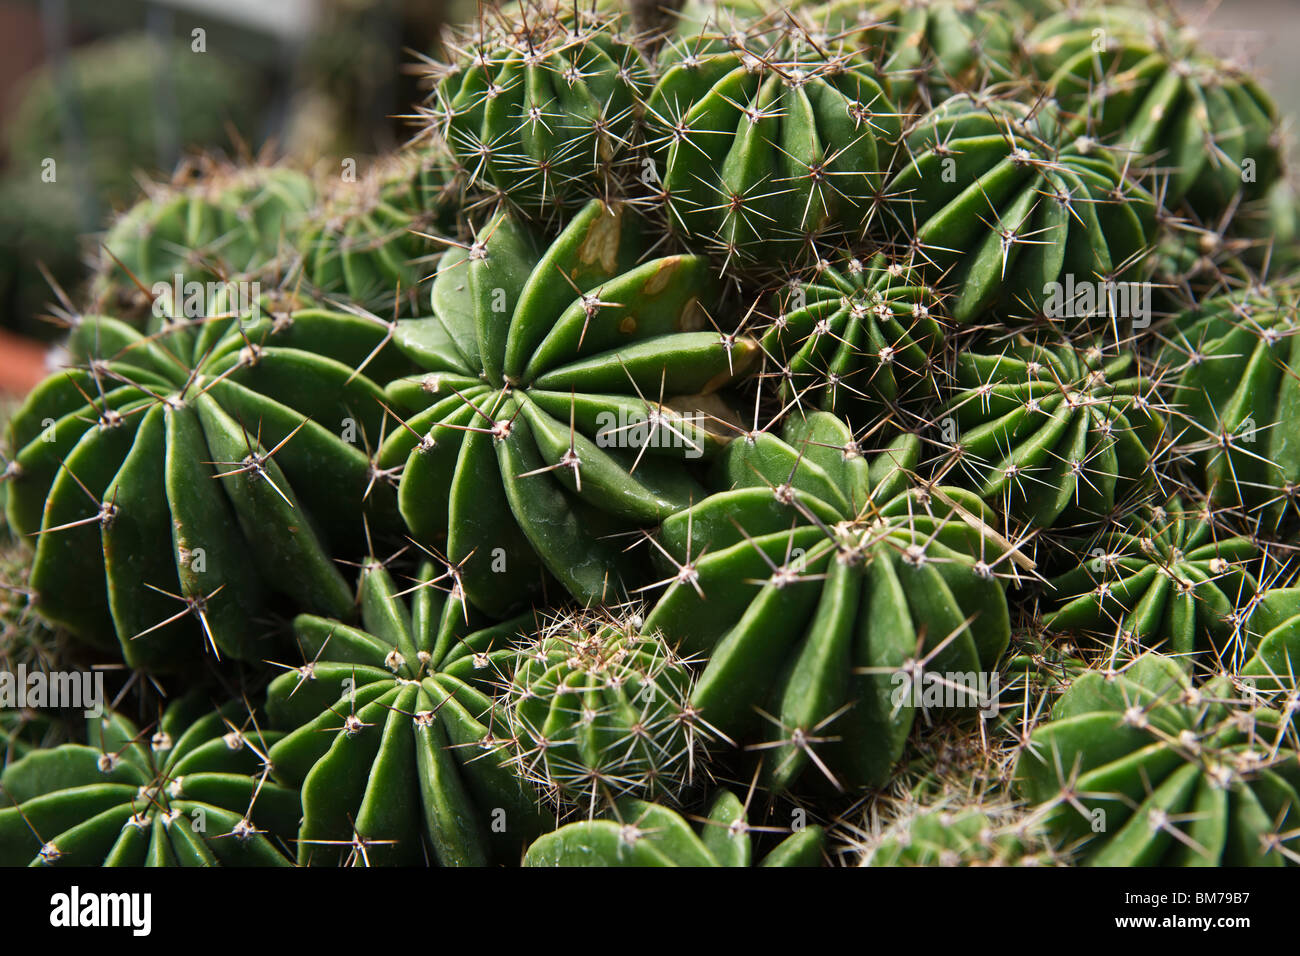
[378,199,756,615]
[434,12,650,218]
[885,95,1150,323]
[939,338,1164,529]
[523,789,824,866]
[646,27,899,268]
[299,148,460,311]
[761,252,943,417]
[1029,8,1282,216]
[505,617,708,810]
[0,698,299,866]
[93,165,315,322]
[1015,652,1300,866]
[806,0,1017,107]
[644,411,1011,791]
[266,558,546,867]
[1045,499,1260,663]
[4,308,402,667]
[1156,287,1300,528]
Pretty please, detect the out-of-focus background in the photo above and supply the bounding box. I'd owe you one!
[0,0,1295,391]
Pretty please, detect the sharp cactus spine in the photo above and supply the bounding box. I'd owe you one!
[378,198,756,614]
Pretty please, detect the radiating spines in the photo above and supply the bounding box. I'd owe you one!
[1028,6,1284,219]
[0,696,299,867]
[298,147,460,313]
[644,21,900,274]
[1014,649,1300,866]
[884,93,1153,324]
[1154,283,1300,532]
[502,608,714,813]
[265,556,546,867]
[1044,496,1264,666]
[3,306,405,668]
[91,160,315,325]
[375,198,755,615]
[643,410,1015,792]
[428,3,652,223]
[933,334,1169,530]
[759,251,945,420]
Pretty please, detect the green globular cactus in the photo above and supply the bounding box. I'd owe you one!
[0,698,299,866]
[644,410,1012,791]
[1015,651,1300,866]
[804,0,1017,108]
[92,162,315,323]
[760,252,944,418]
[645,24,899,270]
[1155,285,1300,530]
[858,803,1060,866]
[3,307,403,669]
[1028,8,1282,218]
[937,336,1167,529]
[265,557,545,867]
[1045,498,1261,666]
[523,788,825,865]
[503,611,711,811]
[298,148,459,313]
[884,94,1151,324]
[377,199,756,615]
[430,7,651,220]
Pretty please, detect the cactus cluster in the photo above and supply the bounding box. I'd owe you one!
[4,0,1300,870]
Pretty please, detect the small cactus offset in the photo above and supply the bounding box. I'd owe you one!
[503,609,713,811]
[5,0,1300,873]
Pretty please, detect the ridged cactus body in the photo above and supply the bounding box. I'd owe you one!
[645,411,1011,790]
[939,337,1165,528]
[266,559,546,866]
[885,95,1150,323]
[1016,652,1300,865]
[1029,8,1282,216]
[647,26,899,268]
[504,613,709,810]
[5,308,401,667]
[433,11,651,218]
[761,252,944,416]
[379,199,755,614]
[0,699,299,866]
[523,789,824,865]
[1045,499,1260,664]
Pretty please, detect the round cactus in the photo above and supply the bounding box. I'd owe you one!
[523,789,824,865]
[377,199,756,615]
[1029,7,1283,217]
[644,410,1012,791]
[430,6,651,220]
[1015,651,1300,866]
[1156,285,1300,530]
[266,557,546,867]
[298,147,461,312]
[0,698,299,866]
[3,306,405,668]
[936,336,1167,529]
[645,23,900,270]
[92,162,315,322]
[760,251,944,418]
[884,94,1152,324]
[1045,498,1262,666]
[504,611,710,810]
